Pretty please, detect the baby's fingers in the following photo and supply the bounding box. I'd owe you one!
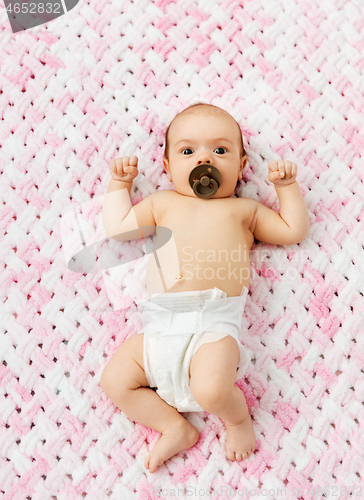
[279,161,297,180]
[268,160,282,175]
[124,164,139,179]
[109,158,117,173]
[282,161,292,179]
[268,161,283,181]
[270,170,284,181]
[129,155,138,167]
[268,159,298,185]
[111,156,139,183]
[277,160,288,178]
[291,162,297,179]
[110,157,125,176]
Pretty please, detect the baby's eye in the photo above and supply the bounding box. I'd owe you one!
[214,147,227,154]
[182,148,193,155]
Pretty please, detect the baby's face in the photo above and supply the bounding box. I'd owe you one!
[163,112,247,199]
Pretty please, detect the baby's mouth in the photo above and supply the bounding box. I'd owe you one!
[188,164,222,199]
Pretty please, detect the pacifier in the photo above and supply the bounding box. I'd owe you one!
[188,164,222,199]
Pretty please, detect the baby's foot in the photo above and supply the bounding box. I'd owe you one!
[145,420,199,473]
[225,413,256,461]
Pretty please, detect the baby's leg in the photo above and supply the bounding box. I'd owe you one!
[189,335,256,461]
[100,334,199,473]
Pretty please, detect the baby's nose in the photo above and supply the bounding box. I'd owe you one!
[196,156,211,165]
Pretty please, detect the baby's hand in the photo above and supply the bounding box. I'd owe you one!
[268,160,297,187]
[109,156,139,183]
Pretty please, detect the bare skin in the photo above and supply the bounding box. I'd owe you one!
[101,334,255,472]
[101,106,309,472]
[189,335,256,461]
[100,334,199,473]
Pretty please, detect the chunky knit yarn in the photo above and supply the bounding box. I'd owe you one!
[1,0,364,498]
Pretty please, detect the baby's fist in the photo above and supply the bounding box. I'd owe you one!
[109,156,139,183]
[268,160,297,186]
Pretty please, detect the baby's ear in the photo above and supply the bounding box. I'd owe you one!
[163,158,172,181]
[238,155,248,179]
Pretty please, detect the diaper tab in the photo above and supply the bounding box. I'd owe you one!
[138,288,247,338]
[139,301,172,335]
[139,301,199,336]
[169,310,198,334]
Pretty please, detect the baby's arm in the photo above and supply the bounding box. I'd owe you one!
[251,160,309,245]
[102,156,157,241]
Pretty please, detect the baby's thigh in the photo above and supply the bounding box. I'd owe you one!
[189,336,240,394]
[101,333,148,393]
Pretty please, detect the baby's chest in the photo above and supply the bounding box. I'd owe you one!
[160,198,245,227]
[163,215,253,259]
[155,195,254,247]
[163,210,240,241]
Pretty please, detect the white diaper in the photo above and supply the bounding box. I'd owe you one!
[137,287,250,412]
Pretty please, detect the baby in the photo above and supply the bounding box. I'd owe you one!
[100,103,309,473]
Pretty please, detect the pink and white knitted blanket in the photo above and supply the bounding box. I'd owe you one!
[1,0,364,498]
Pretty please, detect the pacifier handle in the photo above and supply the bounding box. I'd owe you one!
[192,176,218,199]
[188,164,222,199]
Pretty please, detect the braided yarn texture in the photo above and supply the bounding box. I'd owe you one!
[1,0,364,498]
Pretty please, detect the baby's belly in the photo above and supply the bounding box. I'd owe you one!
[146,243,251,297]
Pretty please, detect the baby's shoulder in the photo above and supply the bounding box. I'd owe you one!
[150,189,177,205]
[233,195,258,210]
[232,196,259,226]
[148,189,177,222]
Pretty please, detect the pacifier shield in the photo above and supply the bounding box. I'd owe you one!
[188,164,222,199]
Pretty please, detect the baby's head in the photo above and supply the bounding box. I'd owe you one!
[163,103,247,199]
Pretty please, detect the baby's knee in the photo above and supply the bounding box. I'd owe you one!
[190,377,232,411]
[100,363,132,408]
[100,363,119,397]
[100,351,128,397]
[100,334,146,400]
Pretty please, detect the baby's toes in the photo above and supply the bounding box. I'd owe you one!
[227,449,237,461]
[148,455,165,473]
